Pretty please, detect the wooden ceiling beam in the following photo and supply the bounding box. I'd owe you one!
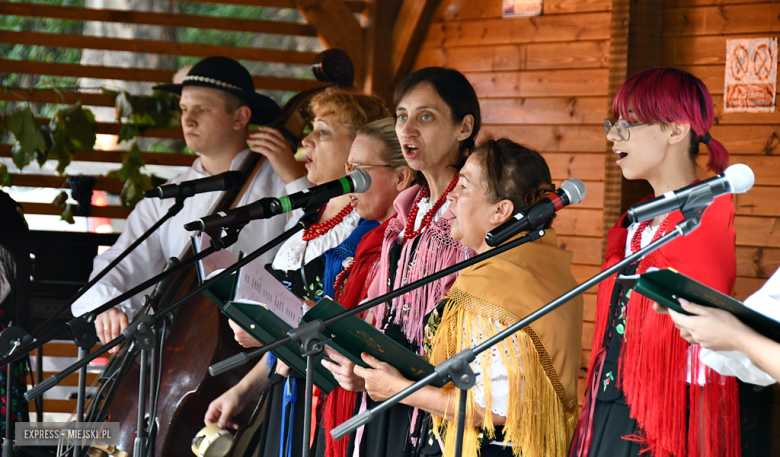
[390,0,440,85]
[291,0,366,86]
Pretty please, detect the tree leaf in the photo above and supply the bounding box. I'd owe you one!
[52,191,68,207]
[118,124,138,143]
[61,103,98,151]
[60,203,75,224]
[10,143,34,170]
[7,107,47,159]
[0,164,11,187]
[48,140,73,175]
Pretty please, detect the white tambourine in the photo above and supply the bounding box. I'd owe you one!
[191,424,234,457]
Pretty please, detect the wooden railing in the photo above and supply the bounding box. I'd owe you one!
[1,0,368,221]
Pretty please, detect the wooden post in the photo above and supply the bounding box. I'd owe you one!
[292,0,367,87]
[602,0,664,245]
[363,0,404,103]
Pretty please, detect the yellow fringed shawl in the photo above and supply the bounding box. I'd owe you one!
[426,229,583,457]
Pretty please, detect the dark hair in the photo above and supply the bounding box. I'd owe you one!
[394,67,481,158]
[471,138,556,228]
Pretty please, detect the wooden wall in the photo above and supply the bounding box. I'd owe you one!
[661,0,780,450]
[412,0,780,414]
[411,0,612,402]
[661,1,780,303]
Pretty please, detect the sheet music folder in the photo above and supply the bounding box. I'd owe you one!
[616,269,780,343]
[197,268,444,393]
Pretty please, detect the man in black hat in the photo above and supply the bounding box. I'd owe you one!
[72,56,311,344]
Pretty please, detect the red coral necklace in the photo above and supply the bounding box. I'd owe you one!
[403,173,459,241]
[302,202,354,241]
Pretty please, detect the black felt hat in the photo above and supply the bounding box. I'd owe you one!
[154,56,281,125]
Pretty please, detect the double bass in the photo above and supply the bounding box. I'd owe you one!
[85,50,355,457]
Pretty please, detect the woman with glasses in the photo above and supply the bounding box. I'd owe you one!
[204,87,390,457]
[571,67,739,457]
[315,118,416,457]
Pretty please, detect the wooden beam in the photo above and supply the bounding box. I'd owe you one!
[0,3,317,37]
[20,202,132,219]
[391,0,440,84]
[8,174,126,193]
[0,60,325,93]
[291,0,366,86]
[601,0,663,244]
[0,88,116,107]
[0,30,319,66]
[0,144,196,167]
[165,0,369,14]
[362,0,404,104]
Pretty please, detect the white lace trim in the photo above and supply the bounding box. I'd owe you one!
[271,208,360,272]
[468,317,520,418]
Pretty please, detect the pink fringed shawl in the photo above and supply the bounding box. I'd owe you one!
[373,185,474,352]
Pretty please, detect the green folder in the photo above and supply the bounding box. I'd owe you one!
[616,269,780,343]
[203,272,444,392]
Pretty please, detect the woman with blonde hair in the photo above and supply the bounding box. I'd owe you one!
[205,87,392,457]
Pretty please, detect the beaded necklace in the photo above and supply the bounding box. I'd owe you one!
[630,217,669,253]
[403,173,459,241]
[302,202,355,241]
[629,179,699,253]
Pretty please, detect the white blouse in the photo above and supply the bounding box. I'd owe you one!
[271,207,360,272]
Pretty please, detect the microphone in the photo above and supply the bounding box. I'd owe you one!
[485,179,587,247]
[628,163,754,223]
[143,171,245,199]
[183,169,371,232]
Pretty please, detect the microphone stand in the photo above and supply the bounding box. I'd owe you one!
[208,229,549,457]
[31,196,188,339]
[0,221,243,372]
[22,211,320,457]
[331,208,707,456]
[0,326,32,457]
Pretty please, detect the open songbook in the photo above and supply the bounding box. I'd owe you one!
[191,233,442,393]
[617,269,780,343]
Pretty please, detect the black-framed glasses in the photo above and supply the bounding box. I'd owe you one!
[344,162,394,174]
[604,119,659,141]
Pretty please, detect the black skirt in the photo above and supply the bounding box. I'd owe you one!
[256,373,308,457]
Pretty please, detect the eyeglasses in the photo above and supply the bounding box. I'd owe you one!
[344,162,394,174]
[603,119,659,141]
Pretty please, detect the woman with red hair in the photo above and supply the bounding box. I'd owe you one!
[570,67,739,457]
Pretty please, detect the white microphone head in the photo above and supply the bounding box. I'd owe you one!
[724,163,754,194]
[348,169,372,194]
[560,179,587,205]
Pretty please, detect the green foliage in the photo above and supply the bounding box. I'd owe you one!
[110,88,180,131]
[107,142,153,209]
[48,102,98,173]
[0,0,85,90]
[0,163,11,187]
[51,190,75,224]
[6,107,47,169]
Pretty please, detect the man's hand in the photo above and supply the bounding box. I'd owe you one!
[95,308,129,354]
[228,319,262,348]
[204,386,247,430]
[247,127,306,185]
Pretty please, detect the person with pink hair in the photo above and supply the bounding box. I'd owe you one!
[570,67,740,457]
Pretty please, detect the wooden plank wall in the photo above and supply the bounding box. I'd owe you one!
[661,0,780,303]
[661,0,780,450]
[411,0,611,402]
